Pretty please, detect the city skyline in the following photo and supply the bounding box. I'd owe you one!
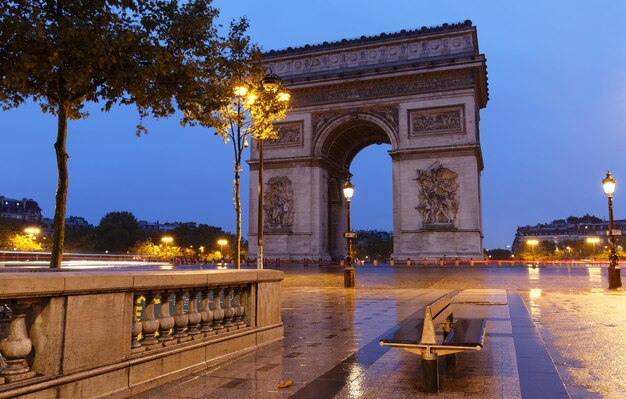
[2,0,626,249]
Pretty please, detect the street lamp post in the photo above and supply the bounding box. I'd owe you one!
[217,239,228,261]
[343,179,355,288]
[585,237,600,258]
[526,239,538,262]
[257,135,265,270]
[161,236,173,260]
[256,68,290,270]
[602,171,622,289]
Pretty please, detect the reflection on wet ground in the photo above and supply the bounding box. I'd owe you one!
[134,265,624,399]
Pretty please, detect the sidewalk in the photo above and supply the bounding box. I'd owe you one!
[135,286,569,398]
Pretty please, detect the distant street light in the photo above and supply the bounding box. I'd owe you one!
[24,227,41,238]
[585,237,600,257]
[343,179,356,288]
[217,239,228,261]
[526,239,539,261]
[602,171,622,289]
[161,236,173,260]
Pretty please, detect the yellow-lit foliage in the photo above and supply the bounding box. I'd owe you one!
[9,233,42,251]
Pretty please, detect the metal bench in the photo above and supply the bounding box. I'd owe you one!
[379,294,487,393]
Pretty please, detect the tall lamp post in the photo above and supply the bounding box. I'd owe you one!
[217,239,228,261]
[343,179,356,288]
[526,239,538,261]
[602,171,622,289]
[585,237,600,258]
[161,236,173,260]
[256,68,290,270]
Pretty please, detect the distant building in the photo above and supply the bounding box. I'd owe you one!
[512,216,626,252]
[42,216,94,236]
[138,220,160,232]
[138,221,197,232]
[65,216,94,230]
[0,196,42,222]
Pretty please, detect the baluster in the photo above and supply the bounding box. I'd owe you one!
[233,285,246,328]
[200,287,214,336]
[211,287,225,332]
[158,292,176,347]
[187,290,202,339]
[0,301,37,382]
[173,291,191,343]
[141,292,161,350]
[223,287,235,331]
[131,294,144,353]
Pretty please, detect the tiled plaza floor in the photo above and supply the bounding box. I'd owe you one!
[135,266,625,399]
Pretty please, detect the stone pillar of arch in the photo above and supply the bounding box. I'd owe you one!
[249,21,488,261]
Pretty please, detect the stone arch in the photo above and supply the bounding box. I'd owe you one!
[314,112,399,169]
[249,22,488,261]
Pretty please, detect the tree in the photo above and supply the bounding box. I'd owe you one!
[64,226,97,252]
[130,238,160,257]
[182,19,290,269]
[97,211,139,253]
[485,248,512,260]
[0,218,25,249]
[0,1,228,267]
[352,230,393,262]
[8,233,43,252]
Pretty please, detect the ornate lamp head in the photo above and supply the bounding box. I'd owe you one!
[603,170,616,197]
[343,180,355,201]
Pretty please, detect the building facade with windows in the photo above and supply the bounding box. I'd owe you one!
[512,216,626,253]
[0,196,42,222]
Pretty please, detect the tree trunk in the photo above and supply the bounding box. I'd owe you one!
[50,101,69,269]
[234,164,241,269]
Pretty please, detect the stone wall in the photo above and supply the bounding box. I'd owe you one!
[0,269,283,398]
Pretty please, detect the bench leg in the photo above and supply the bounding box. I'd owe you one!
[445,353,456,368]
[421,352,439,393]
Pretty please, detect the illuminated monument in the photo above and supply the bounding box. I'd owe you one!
[249,21,489,260]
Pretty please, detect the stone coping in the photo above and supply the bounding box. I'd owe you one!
[0,269,284,298]
[263,20,474,57]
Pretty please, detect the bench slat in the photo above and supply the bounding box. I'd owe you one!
[380,318,424,345]
[428,294,453,326]
[443,319,486,347]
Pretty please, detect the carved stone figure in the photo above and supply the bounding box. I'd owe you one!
[264,176,295,228]
[415,163,459,225]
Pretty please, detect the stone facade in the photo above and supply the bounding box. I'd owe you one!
[249,21,488,260]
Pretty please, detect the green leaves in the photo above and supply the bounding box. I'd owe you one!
[0,0,226,125]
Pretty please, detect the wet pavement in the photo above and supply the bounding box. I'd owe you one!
[135,265,625,399]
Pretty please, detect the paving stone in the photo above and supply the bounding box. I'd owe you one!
[133,266,622,398]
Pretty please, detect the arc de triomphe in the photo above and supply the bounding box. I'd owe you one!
[248,21,489,261]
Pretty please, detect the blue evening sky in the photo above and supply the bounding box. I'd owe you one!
[2,0,625,249]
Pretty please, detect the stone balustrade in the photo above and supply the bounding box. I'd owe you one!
[0,269,283,398]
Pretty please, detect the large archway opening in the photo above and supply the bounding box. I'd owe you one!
[349,144,393,262]
[321,119,394,260]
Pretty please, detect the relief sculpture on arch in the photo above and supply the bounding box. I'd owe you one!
[263,176,295,230]
[415,162,459,228]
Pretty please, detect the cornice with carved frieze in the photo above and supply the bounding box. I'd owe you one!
[264,26,476,79]
[289,70,476,108]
